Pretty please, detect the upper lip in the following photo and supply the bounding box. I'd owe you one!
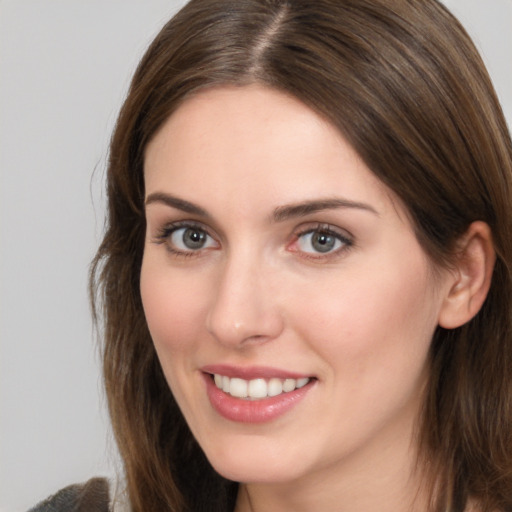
[201,364,313,380]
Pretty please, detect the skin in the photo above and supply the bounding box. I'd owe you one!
[140,85,476,512]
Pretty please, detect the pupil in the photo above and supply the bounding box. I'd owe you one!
[183,228,206,249]
[312,231,335,253]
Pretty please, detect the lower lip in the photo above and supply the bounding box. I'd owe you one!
[203,373,314,423]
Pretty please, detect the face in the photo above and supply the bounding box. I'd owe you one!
[141,85,451,486]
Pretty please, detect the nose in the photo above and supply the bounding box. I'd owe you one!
[206,252,284,348]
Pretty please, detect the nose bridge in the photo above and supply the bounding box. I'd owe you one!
[206,244,283,347]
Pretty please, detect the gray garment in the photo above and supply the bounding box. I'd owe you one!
[28,477,110,512]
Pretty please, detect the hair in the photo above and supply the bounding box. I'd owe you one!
[90,1,512,511]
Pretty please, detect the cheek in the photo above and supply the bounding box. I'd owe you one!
[289,257,438,382]
[288,264,438,453]
[140,258,207,354]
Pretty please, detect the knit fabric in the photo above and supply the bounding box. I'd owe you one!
[28,477,110,512]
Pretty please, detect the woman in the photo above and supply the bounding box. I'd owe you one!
[87,0,512,511]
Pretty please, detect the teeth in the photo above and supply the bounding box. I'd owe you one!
[283,378,296,392]
[267,378,283,397]
[212,374,311,399]
[296,377,309,388]
[229,378,248,398]
[222,375,230,393]
[248,378,267,398]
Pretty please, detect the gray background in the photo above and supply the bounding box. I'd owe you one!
[0,1,510,511]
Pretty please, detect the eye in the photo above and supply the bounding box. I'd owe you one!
[169,226,217,253]
[294,226,352,256]
[171,226,216,251]
[154,222,218,255]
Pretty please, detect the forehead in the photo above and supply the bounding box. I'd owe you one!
[145,85,340,170]
[143,85,399,221]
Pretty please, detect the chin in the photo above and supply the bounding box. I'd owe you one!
[201,436,312,484]
[212,459,304,484]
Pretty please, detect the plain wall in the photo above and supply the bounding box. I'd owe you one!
[0,1,510,511]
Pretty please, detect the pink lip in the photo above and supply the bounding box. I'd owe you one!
[201,369,315,424]
[201,364,311,380]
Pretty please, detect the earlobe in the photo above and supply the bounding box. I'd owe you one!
[438,221,496,330]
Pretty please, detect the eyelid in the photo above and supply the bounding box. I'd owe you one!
[152,219,209,237]
[151,220,219,256]
[288,223,354,259]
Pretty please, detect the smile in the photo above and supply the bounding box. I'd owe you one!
[213,374,310,400]
[203,369,316,423]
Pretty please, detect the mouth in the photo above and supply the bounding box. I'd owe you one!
[201,367,316,423]
[211,373,311,400]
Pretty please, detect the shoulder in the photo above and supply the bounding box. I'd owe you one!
[28,477,129,512]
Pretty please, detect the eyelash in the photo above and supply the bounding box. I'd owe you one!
[153,221,217,258]
[290,224,354,261]
[152,221,354,260]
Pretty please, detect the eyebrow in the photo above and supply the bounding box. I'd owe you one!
[145,192,210,218]
[272,198,378,222]
[145,192,378,221]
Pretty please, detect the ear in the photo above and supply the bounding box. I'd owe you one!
[438,221,496,329]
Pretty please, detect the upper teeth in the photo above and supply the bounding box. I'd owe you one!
[213,374,310,399]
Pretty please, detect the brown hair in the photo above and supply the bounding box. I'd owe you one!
[90,1,512,510]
